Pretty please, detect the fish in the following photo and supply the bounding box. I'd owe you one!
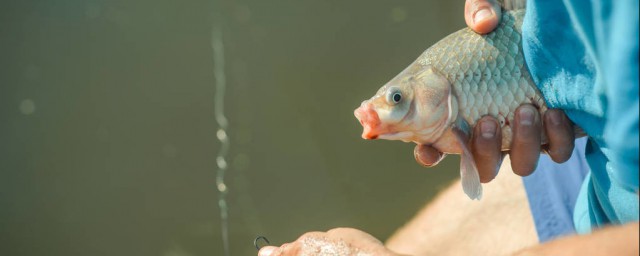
[354,9,568,200]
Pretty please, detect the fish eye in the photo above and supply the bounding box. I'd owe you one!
[393,93,402,103]
[386,88,402,105]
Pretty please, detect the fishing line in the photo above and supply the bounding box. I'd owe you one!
[211,2,231,255]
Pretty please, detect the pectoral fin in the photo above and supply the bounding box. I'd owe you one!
[452,119,483,200]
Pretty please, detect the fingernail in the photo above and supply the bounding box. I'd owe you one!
[519,107,535,126]
[258,247,275,256]
[549,111,562,126]
[473,8,492,24]
[480,120,496,139]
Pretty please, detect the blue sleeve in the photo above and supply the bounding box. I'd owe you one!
[522,0,639,233]
[599,1,639,191]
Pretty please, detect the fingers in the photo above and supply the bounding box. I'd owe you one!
[258,229,386,256]
[414,144,446,167]
[471,116,504,183]
[543,109,575,163]
[465,0,502,34]
[258,246,278,256]
[258,233,317,256]
[510,105,542,176]
[257,232,330,256]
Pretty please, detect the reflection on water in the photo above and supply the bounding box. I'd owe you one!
[0,0,464,255]
[211,3,231,253]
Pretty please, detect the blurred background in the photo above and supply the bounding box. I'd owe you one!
[0,1,465,255]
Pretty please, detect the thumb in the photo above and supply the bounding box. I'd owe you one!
[464,0,502,34]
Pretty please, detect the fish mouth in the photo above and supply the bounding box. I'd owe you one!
[355,103,414,141]
[354,103,382,139]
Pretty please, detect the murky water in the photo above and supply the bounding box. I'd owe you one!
[0,1,464,255]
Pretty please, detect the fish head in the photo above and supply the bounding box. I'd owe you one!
[354,80,415,141]
[354,64,457,144]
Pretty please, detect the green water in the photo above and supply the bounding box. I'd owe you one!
[0,1,464,255]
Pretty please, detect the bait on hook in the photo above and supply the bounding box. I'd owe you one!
[254,235,271,250]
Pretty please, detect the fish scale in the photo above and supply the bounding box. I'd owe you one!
[418,10,547,150]
[419,9,547,148]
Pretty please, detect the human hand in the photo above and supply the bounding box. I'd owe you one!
[257,228,405,256]
[415,105,576,182]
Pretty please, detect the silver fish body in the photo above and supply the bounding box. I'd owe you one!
[354,10,568,200]
[419,9,546,149]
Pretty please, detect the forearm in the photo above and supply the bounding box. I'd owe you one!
[513,222,639,256]
[386,157,538,256]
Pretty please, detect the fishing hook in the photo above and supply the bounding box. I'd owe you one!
[254,235,270,250]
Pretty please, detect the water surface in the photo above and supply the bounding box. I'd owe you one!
[0,1,464,255]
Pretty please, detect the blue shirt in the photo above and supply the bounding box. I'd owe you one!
[521,0,639,239]
[523,139,589,242]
